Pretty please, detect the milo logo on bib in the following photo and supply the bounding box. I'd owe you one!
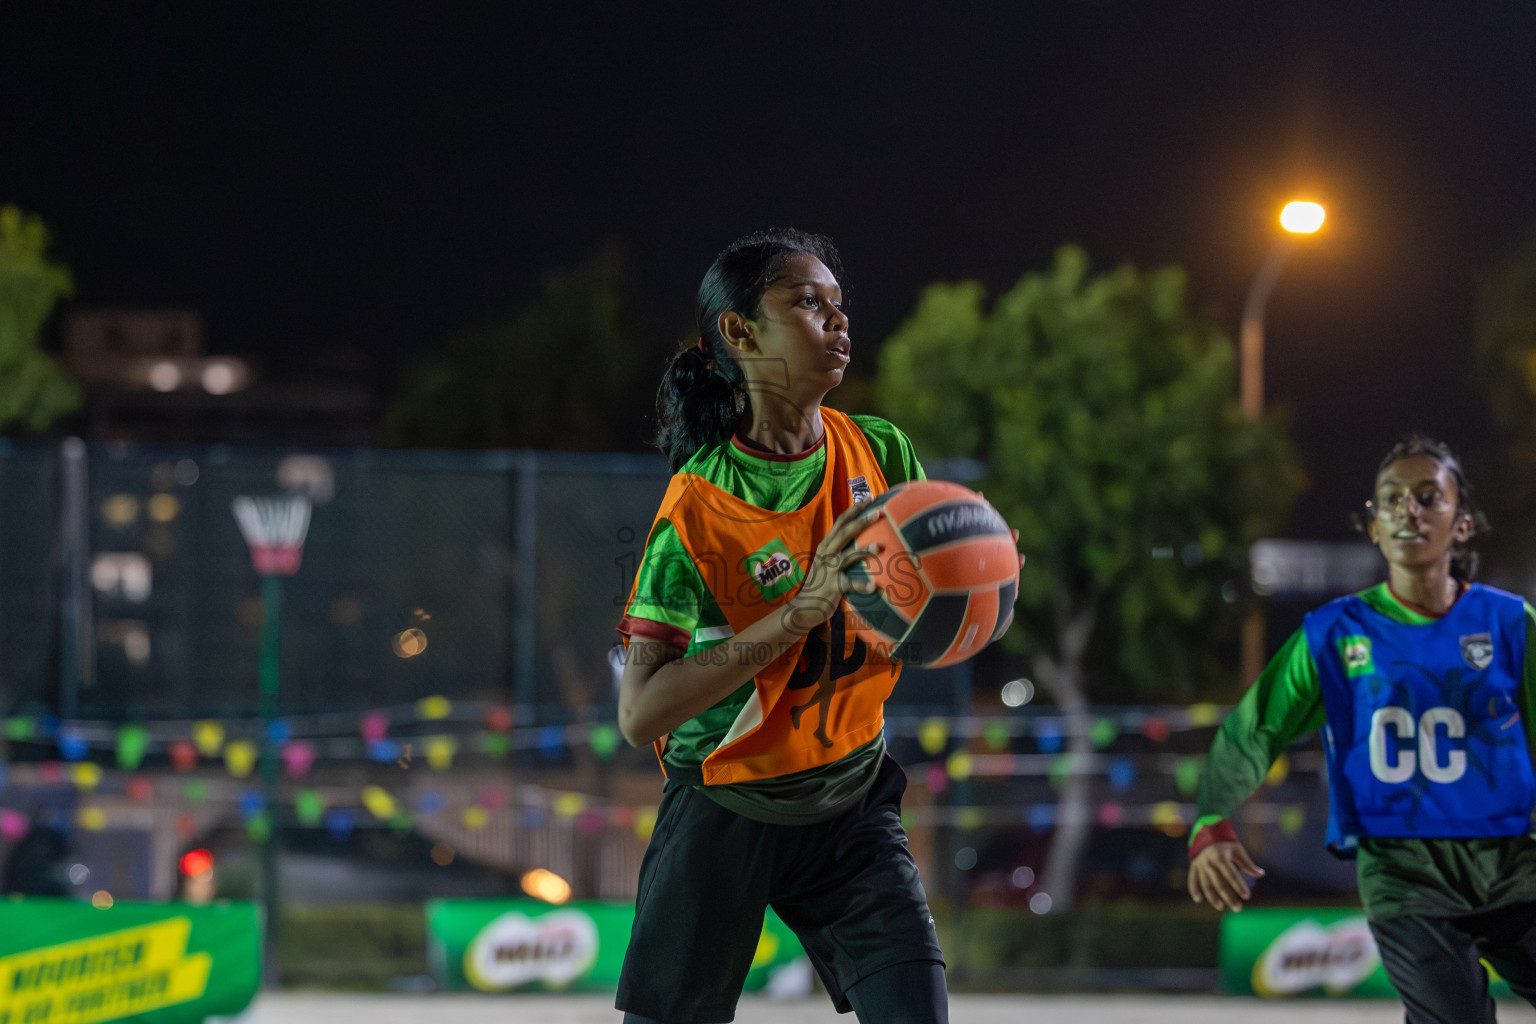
[744,537,805,601]
[1338,636,1373,677]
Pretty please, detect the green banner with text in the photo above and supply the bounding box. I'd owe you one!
[425,899,805,993]
[0,899,260,1024]
[1220,907,1513,999]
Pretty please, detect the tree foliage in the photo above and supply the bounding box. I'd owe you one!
[380,246,663,451]
[1476,228,1536,472]
[0,206,82,432]
[877,246,1302,702]
[1468,228,1536,573]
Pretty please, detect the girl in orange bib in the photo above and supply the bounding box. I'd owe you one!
[615,230,950,1024]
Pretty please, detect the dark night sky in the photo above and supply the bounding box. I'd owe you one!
[5,2,1536,538]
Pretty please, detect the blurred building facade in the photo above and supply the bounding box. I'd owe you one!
[63,308,376,445]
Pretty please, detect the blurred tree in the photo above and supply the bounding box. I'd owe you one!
[876,246,1302,911]
[0,205,82,432]
[1477,229,1536,437]
[380,245,664,450]
[1475,228,1536,553]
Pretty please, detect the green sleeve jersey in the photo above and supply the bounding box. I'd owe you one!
[1191,629,1325,836]
[620,415,925,824]
[1194,581,1536,919]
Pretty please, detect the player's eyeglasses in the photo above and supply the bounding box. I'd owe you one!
[1367,490,1450,518]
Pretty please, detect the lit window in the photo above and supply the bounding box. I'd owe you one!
[276,454,336,503]
[98,620,152,666]
[90,554,152,602]
[147,494,180,523]
[148,361,181,392]
[100,494,139,527]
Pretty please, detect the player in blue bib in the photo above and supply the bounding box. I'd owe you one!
[1308,580,1534,849]
[1188,437,1536,1023]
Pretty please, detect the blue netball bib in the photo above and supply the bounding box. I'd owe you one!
[1304,584,1535,852]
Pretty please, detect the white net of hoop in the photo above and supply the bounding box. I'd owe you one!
[232,494,313,576]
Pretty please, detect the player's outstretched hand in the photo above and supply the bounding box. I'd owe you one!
[1188,840,1265,913]
[977,492,1025,572]
[784,503,882,634]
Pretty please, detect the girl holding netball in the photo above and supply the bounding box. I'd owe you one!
[615,229,948,1024]
[1189,437,1536,1022]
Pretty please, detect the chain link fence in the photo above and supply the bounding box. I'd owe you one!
[2,439,976,724]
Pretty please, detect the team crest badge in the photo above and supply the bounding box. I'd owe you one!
[1338,636,1373,677]
[849,475,872,505]
[1461,633,1494,671]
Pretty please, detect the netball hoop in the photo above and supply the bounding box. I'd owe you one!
[230,491,312,984]
[232,495,312,576]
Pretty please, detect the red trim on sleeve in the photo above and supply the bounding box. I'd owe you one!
[1188,818,1238,861]
[616,615,690,649]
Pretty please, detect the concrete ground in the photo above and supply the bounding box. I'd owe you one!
[236,992,1536,1023]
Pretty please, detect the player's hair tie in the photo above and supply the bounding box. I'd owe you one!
[695,335,709,355]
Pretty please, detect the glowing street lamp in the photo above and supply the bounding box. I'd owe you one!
[1240,200,1326,420]
[1279,201,1325,235]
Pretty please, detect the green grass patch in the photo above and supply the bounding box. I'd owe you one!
[934,901,1220,973]
[278,903,427,990]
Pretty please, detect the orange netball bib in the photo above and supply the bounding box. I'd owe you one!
[634,408,900,784]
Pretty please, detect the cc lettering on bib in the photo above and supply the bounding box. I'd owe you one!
[1368,706,1466,784]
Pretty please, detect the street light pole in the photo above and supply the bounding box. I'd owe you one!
[1240,241,1295,422]
[1240,201,1325,682]
[1240,201,1325,422]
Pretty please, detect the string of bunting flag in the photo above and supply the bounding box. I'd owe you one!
[0,697,1248,771]
[0,760,1317,849]
[0,697,1325,847]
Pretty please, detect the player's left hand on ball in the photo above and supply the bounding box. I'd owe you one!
[786,503,882,630]
[1188,840,1265,913]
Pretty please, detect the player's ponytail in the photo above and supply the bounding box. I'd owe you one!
[655,334,746,472]
[655,228,842,471]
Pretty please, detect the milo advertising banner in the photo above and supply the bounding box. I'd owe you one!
[1221,907,1513,999]
[0,899,260,1024]
[426,899,805,993]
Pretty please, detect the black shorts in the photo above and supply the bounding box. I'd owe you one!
[615,754,944,1024]
[1370,902,1536,1023]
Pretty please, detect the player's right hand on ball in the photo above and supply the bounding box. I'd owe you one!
[1188,840,1265,913]
[784,503,882,634]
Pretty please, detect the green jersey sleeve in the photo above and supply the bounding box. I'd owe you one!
[618,519,732,652]
[1523,602,1536,759]
[1191,628,1327,846]
[849,414,926,486]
